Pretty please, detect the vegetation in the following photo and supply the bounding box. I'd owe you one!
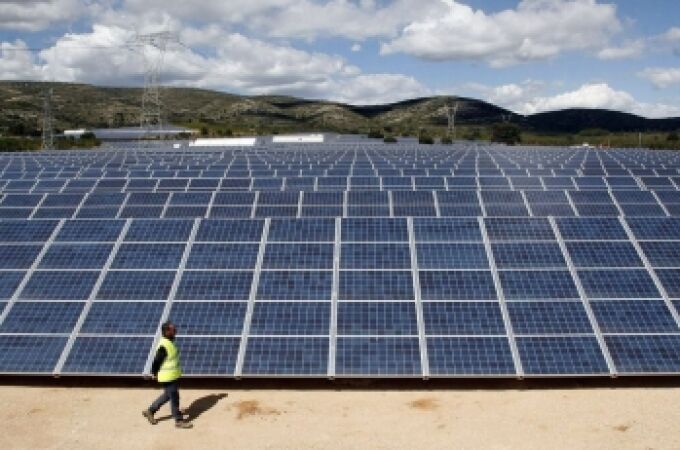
[367,130,384,139]
[491,123,522,145]
[440,136,453,145]
[383,136,397,143]
[418,134,434,145]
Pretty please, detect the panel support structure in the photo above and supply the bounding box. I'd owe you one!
[327,217,341,377]
[407,217,430,378]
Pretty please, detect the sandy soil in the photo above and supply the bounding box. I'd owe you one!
[0,381,679,450]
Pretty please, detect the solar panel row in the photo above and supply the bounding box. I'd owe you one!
[2,144,680,378]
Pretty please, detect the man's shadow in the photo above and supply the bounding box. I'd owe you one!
[157,393,228,422]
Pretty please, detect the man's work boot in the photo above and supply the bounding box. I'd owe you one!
[175,420,193,429]
[142,409,158,425]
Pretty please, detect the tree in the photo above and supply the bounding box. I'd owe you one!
[491,123,521,145]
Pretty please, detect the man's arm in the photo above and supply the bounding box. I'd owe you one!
[151,346,167,377]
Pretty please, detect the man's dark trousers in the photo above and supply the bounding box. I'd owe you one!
[149,381,182,421]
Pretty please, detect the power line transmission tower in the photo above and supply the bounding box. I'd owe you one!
[447,100,459,140]
[41,87,54,150]
[133,31,180,142]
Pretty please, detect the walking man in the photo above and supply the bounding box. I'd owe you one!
[143,321,193,429]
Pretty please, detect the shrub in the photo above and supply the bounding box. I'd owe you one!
[418,135,434,145]
[383,136,397,143]
[668,132,679,142]
[440,136,453,145]
[491,123,521,145]
[367,130,384,139]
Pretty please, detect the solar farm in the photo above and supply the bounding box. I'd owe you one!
[2,142,680,379]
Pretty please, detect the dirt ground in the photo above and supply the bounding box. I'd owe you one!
[0,380,679,450]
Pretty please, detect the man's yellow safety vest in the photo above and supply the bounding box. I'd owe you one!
[157,337,182,383]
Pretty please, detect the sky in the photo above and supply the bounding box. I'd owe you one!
[0,0,678,117]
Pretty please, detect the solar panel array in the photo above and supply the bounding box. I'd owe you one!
[2,143,680,378]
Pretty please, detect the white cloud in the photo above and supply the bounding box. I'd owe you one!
[0,0,87,31]
[663,27,680,43]
[351,43,361,52]
[464,81,680,118]
[381,0,621,67]
[0,22,429,105]
[638,67,680,89]
[0,40,44,79]
[120,0,430,40]
[597,40,645,60]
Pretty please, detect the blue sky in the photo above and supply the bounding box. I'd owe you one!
[0,0,678,117]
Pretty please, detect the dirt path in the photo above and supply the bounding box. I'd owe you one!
[1,384,678,449]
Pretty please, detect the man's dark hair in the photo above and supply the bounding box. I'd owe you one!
[161,321,175,336]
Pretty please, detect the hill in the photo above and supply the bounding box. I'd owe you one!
[0,81,677,137]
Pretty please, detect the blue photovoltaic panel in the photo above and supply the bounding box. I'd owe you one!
[423,302,505,335]
[170,302,246,335]
[195,219,263,242]
[39,244,113,269]
[427,337,515,375]
[97,271,175,300]
[187,243,259,269]
[264,243,334,269]
[556,218,627,240]
[0,271,24,299]
[19,271,99,300]
[420,271,496,300]
[416,243,488,269]
[0,336,67,373]
[337,302,418,335]
[242,337,328,375]
[0,220,57,242]
[491,243,566,269]
[484,218,555,241]
[641,242,680,267]
[176,271,253,301]
[62,337,153,374]
[125,219,193,242]
[566,242,643,268]
[335,337,421,375]
[590,300,679,333]
[0,245,41,269]
[516,336,609,375]
[657,270,680,297]
[605,335,680,373]
[80,302,165,334]
[508,302,593,334]
[626,218,680,240]
[111,243,185,269]
[268,219,335,242]
[339,271,414,301]
[578,270,660,299]
[257,271,332,301]
[342,218,407,242]
[56,220,124,242]
[499,270,579,300]
[175,337,240,375]
[413,218,481,241]
[0,302,84,333]
[250,302,330,335]
[340,243,411,270]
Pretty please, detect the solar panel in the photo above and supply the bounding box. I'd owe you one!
[4,144,680,379]
[516,336,609,375]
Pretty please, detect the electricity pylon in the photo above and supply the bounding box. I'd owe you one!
[133,31,180,142]
[41,87,54,150]
[447,100,459,140]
